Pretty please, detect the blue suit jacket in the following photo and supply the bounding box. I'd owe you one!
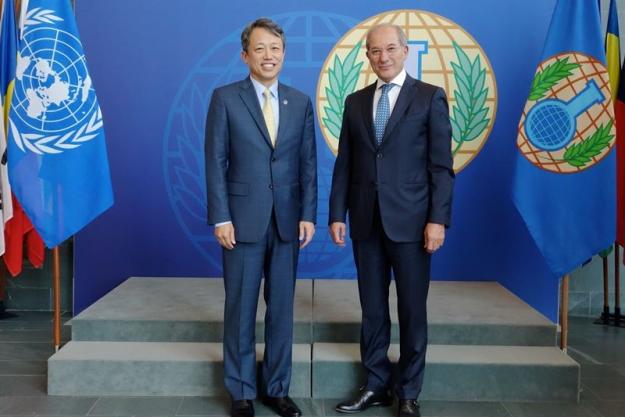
[205,77,317,243]
[329,75,454,242]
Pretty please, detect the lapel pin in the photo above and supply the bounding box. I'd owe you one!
[283,99,288,105]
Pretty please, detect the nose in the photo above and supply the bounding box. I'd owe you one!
[263,48,272,59]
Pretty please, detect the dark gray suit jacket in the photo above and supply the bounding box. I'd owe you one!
[205,77,317,243]
[329,75,454,242]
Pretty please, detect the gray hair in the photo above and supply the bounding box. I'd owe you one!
[365,23,408,50]
[241,18,285,52]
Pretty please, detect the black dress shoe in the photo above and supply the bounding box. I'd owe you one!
[398,400,421,417]
[335,388,393,413]
[262,395,302,417]
[231,399,255,417]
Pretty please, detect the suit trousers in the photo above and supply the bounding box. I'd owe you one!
[222,214,299,400]
[352,201,431,399]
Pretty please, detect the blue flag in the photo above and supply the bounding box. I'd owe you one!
[6,0,113,247]
[512,0,616,277]
[1,0,18,109]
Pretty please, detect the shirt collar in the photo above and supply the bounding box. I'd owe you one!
[250,76,278,98]
[375,68,407,91]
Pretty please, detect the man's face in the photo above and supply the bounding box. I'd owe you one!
[241,28,285,87]
[366,26,408,83]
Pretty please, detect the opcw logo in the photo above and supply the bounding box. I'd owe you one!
[517,52,615,173]
[316,9,498,173]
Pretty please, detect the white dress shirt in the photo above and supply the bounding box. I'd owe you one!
[372,68,407,120]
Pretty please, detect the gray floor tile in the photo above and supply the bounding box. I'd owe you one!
[588,401,625,417]
[87,397,182,416]
[0,360,47,376]
[0,328,71,343]
[580,364,624,379]
[579,386,601,404]
[418,401,511,417]
[610,362,625,377]
[571,344,625,364]
[502,401,602,417]
[0,395,97,415]
[0,343,54,361]
[0,376,47,396]
[582,378,625,401]
[177,397,230,415]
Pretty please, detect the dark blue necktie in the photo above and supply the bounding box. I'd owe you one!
[374,83,394,146]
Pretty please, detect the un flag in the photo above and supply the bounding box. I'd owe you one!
[7,0,113,247]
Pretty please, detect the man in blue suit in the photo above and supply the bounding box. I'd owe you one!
[205,18,317,417]
[329,24,454,417]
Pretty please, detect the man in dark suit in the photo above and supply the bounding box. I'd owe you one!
[329,24,454,417]
[205,18,317,417]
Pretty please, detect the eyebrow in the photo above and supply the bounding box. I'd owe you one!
[370,43,399,49]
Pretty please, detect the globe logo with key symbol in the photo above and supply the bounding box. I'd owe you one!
[517,52,615,173]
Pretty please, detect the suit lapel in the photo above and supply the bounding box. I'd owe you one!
[239,77,273,148]
[275,83,289,149]
[361,82,377,149]
[380,75,418,147]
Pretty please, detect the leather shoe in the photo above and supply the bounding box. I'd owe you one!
[231,400,254,417]
[398,400,421,417]
[335,388,393,413]
[262,395,302,417]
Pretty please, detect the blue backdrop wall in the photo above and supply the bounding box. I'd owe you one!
[74,0,560,320]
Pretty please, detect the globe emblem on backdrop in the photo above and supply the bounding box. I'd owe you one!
[517,52,615,173]
[11,27,97,136]
[317,10,498,173]
[163,12,359,275]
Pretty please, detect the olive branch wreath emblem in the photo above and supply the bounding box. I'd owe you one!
[322,40,496,166]
[449,41,491,156]
[10,108,103,155]
[524,56,613,168]
[322,41,364,140]
[9,8,103,155]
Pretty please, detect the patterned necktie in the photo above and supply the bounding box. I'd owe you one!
[262,88,276,146]
[374,83,394,146]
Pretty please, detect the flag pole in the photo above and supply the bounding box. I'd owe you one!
[615,245,622,325]
[601,251,611,323]
[52,246,61,351]
[559,275,569,352]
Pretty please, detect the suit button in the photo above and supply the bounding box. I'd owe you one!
[377,153,383,159]
[269,185,273,190]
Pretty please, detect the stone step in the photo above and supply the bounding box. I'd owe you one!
[71,278,555,346]
[47,342,311,397]
[312,343,580,402]
[48,341,579,401]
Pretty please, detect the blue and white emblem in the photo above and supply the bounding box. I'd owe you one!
[9,8,102,155]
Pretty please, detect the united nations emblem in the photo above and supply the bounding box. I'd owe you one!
[517,52,614,173]
[9,8,102,155]
[316,9,498,173]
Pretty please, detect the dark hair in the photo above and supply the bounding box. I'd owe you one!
[241,18,285,52]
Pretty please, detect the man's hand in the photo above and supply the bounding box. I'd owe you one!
[329,222,346,247]
[424,223,445,254]
[299,221,315,249]
[214,223,236,250]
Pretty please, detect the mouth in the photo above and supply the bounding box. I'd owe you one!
[261,63,276,70]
